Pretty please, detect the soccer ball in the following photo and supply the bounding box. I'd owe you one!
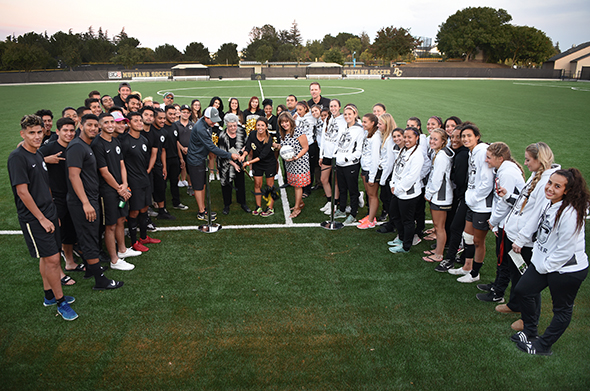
[280,145,295,160]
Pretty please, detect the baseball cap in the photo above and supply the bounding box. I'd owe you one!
[204,107,221,122]
[180,104,190,111]
[111,111,129,123]
[164,92,174,98]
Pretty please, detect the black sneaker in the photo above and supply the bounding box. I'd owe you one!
[476,291,505,303]
[376,225,393,234]
[477,283,493,292]
[434,259,454,273]
[241,204,252,213]
[511,331,537,344]
[377,211,388,222]
[157,209,176,220]
[222,206,230,215]
[197,211,217,222]
[516,340,552,356]
[93,279,124,290]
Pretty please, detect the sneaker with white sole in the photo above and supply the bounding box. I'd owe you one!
[110,259,135,271]
[333,210,347,219]
[147,207,158,217]
[343,215,356,225]
[448,267,471,276]
[389,246,408,254]
[357,218,376,229]
[358,191,365,208]
[44,295,75,307]
[177,180,186,187]
[320,201,331,212]
[457,273,480,283]
[345,206,352,213]
[117,247,142,259]
[57,301,78,321]
[325,205,339,215]
[476,290,504,303]
[387,237,402,247]
[412,234,422,246]
[173,203,189,210]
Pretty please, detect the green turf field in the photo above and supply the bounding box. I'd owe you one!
[1,79,589,390]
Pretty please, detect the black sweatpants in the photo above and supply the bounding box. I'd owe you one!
[304,142,319,195]
[221,171,246,206]
[513,263,588,350]
[445,196,467,261]
[390,194,420,251]
[167,158,181,207]
[494,230,534,308]
[336,163,360,217]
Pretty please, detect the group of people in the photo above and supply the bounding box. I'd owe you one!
[8,81,589,356]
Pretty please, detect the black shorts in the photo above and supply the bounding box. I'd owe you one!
[129,184,151,211]
[466,208,491,231]
[152,166,166,203]
[321,157,333,167]
[252,164,276,178]
[361,169,382,183]
[19,216,60,258]
[187,163,206,191]
[430,202,452,211]
[54,196,76,245]
[100,191,128,226]
[68,201,100,260]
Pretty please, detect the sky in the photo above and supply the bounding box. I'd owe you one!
[1,0,588,54]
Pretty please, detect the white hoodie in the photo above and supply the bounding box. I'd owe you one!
[390,145,424,200]
[465,143,495,213]
[379,136,395,186]
[335,122,364,167]
[531,200,588,274]
[319,114,345,160]
[360,130,382,183]
[489,160,525,228]
[503,164,561,247]
[425,147,454,206]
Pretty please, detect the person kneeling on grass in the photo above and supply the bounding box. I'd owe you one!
[510,169,588,356]
[8,115,78,320]
[240,117,278,217]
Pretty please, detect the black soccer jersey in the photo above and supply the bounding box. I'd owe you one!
[91,135,123,194]
[8,146,57,222]
[162,123,179,159]
[39,140,68,198]
[120,133,150,188]
[144,125,164,167]
[66,137,99,203]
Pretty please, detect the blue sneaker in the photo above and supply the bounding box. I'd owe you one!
[57,301,78,321]
[387,237,403,247]
[389,246,409,254]
[44,295,75,307]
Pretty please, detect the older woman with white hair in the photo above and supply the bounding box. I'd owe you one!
[217,113,251,215]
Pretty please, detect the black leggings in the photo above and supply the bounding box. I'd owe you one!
[390,195,420,251]
[336,163,360,217]
[445,196,467,261]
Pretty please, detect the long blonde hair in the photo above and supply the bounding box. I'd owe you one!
[379,113,396,150]
[429,128,448,164]
[521,142,554,211]
[487,142,524,177]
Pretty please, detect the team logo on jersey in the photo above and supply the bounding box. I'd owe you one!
[536,211,553,245]
[251,143,257,150]
[467,157,476,189]
[42,162,47,171]
[142,144,147,152]
[115,146,121,155]
[174,130,178,137]
[338,132,352,150]
[160,135,165,143]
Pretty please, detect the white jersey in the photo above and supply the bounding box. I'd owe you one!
[503,164,561,247]
[531,201,588,274]
[465,143,495,213]
[319,114,345,159]
[419,134,432,185]
[425,147,454,206]
[379,136,396,186]
[360,130,382,183]
[296,112,315,146]
[334,122,364,167]
[390,145,424,200]
[489,160,525,229]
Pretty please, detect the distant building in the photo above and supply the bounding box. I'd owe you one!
[543,41,590,78]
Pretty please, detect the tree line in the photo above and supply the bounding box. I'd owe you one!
[0,7,559,72]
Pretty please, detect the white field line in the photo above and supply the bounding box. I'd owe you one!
[258,79,265,100]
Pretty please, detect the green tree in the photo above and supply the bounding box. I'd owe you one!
[323,47,344,65]
[214,43,239,64]
[371,26,419,62]
[436,7,512,61]
[184,42,210,64]
[276,44,296,62]
[306,39,324,61]
[360,31,371,52]
[49,30,83,70]
[2,42,54,71]
[505,25,556,66]
[154,44,183,62]
[111,45,143,68]
[345,37,362,58]
[255,44,273,63]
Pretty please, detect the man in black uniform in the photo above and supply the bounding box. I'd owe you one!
[148,108,175,220]
[66,114,123,290]
[126,94,142,113]
[93,113,139,271]
[35,109,56,145]
[113,82,131,108]
[163,105,188,211]
[120,112,162,251]
[8,115,78,320]
[39,117,82,274]
[306,82,331,110]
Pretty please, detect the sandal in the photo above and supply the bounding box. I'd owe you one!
[423,255,443,263]
[290,202,305,211]
[289,208,301,218]
[61,275,76,286]
[423,249,436,256]
[424,228,435,235]
[302,193,309,199]
[423,233,437,241]
[65,264,85,272]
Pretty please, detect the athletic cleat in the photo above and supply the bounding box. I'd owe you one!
[333,210,347,219]
[139,236,161,244]
[358,191,365,208]
[197,211,217,221]
[476,290,505,303]
[357,218,376,229]
[325,205,338,215]
[146,218,157,232]
[434,259,454,273]
[389,246,408,254]
[261,208,274,217]
[110,259,135,271]
[377,211,388,222]
[457,273,480,283]
[477,283,493,292]
[448,267,471,276]
[173,203,189,210]
[252,207,263,216]
[44,295,75,307]
[387,237,403,247]
[57,301,78,321]
[132,241,149,252]
[117,247,142,259]
[343,215,356,225]
[511,331,532,344]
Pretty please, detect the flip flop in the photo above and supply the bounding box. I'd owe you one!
[423,255,443,263]
[65,264,85,272]
[61,275,76,286]
[423,250,436,255]
[424,228,435,235]
[423,233,437,241]
[289,208,301,218]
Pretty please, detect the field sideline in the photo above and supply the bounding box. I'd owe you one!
[0,79,589,390]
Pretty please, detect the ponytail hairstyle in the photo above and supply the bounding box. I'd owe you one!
[552,168,590,233]
[487,142,524,178]
[363,113,378,138]
[379,113,396,150]
[404,126,421,156]
[521,142,554,212]
[343,103,359,120]
[408,116,422,133]
[429,116,443,128]
[430,128,448,164]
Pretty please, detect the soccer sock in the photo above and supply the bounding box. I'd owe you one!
[326,196,331,203]
[138,212,148,240]
[44,289,54,301]
[56,296,65,305]
[128,216,138,244]
[464,244,475,259]
[88,262,108,285]
[471,261,483,277]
